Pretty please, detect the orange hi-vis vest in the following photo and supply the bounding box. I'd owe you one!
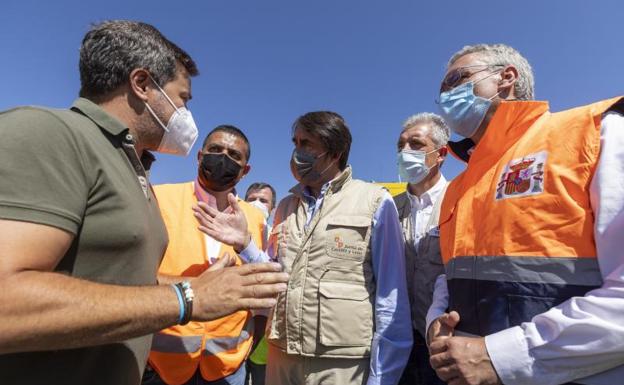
[149,182,266,385]
[440,98,622,336]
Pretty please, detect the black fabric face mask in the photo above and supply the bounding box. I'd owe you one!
[200,153,242,191]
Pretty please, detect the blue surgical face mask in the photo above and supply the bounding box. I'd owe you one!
[437,74,501,138]
[397,149,437,184]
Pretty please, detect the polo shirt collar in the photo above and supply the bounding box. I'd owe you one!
[71,97,129,137]
[71,98,157,171]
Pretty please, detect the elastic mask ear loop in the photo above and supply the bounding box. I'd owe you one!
[147,74,180,112]
[144,95,169,132]
[488,90,502,101]
[473,70,504,101]
[318,153,338,177]
[320,158,337,176]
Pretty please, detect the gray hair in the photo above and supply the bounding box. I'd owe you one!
[448,44,534,100]
[402,112,450,148]
[79,20,198,99]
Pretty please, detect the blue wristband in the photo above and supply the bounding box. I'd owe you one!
[171,284,186,324]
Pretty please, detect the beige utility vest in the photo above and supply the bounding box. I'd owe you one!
[267,167,385,358]
[394,184,447,338]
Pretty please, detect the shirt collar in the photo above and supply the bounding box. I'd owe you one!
[193,179,237,209]
[290,166,353,201]
[301,181,331,204]
[71,98,157,171]
[71,97,129,137]
[407,174,447,209]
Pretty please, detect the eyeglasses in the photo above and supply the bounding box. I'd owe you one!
[439,64,505,93]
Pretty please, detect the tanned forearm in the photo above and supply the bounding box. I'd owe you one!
[0,270,179,354]
[157,273,184,285]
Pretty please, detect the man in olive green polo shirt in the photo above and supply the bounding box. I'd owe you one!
[0,20,288,385]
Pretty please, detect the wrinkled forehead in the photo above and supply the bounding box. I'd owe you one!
[400,123,432,142]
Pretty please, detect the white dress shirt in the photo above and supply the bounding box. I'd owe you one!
[407,174,447,246]
[427,111,624,385]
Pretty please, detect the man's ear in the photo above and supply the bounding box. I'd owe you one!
[437,146,448,166]
[129,68,152,102]
[197,150,203,165]
[498,65,518,99]
[241,164,251,178]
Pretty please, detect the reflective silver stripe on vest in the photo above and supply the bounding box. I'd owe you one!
[203,318,254,356]
[151,318,253,355]
[151,333,202,354]
[446,256,603,286]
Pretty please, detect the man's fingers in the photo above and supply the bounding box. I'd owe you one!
[429,350,452,369]
[241,282,288,298]
[447,378,466,385]
[194,202,220,218]
[241,271,290,286]
[193,209,214,228]
[208,253,236,271]
[434,364,459,383]
[429,338,448,355]
[430,311,459,342]
[427,318,442,346]
[445,311,460,328]
[238,262,284,275]
[228,193,241,214]
[239,297,278,310]
[198,225,219,238]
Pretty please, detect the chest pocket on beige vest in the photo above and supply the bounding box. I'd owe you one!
[325,215,371,261]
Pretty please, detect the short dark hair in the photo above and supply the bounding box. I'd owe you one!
[203,125,251,161]
[79,20,198,99]
[245,182,277,208]
[292,111,351,170]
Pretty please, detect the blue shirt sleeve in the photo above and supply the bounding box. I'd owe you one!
[239,239,271,263]
[367,192,413,385]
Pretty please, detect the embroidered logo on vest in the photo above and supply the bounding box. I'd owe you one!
[495,151,547,200]
[328,234,366,259]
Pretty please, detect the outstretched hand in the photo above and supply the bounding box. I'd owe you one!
[191,259,288,321]
[193,193,251,252]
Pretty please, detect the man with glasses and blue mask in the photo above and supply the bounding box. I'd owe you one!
[0,20,288,385]
[394,113,449,385]
[427,43,624,385]
[193,111,413,385]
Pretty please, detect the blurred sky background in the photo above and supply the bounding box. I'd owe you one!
[1,0,622,200]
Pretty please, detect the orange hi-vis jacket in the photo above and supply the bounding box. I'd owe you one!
[440,98,622,336]
[149,182,266,385]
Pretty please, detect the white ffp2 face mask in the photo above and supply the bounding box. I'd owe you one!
[144,77,199,156]
[248,199,270,220]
